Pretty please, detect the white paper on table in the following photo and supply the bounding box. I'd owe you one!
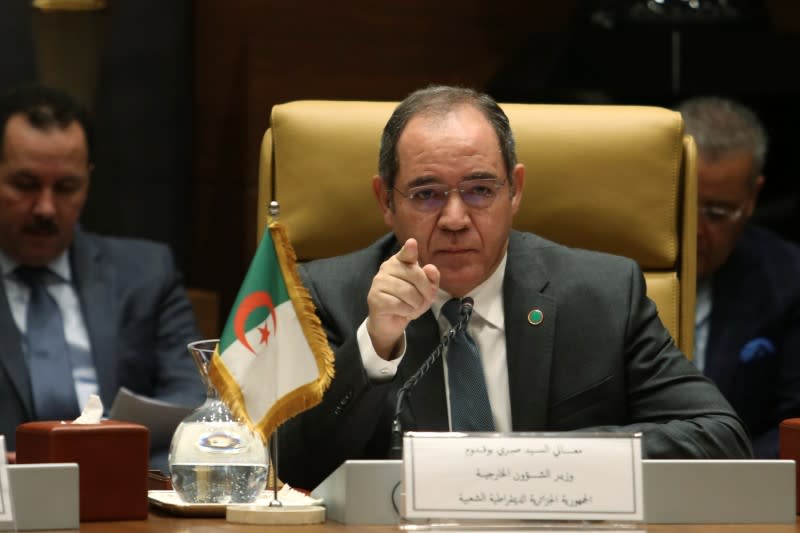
[109,387,196,450]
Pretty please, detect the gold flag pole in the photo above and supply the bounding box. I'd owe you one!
[267,200,282,506]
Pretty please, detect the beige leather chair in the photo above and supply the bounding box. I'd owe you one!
[257,101,697,357]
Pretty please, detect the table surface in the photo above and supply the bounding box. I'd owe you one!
[32,511,800,532]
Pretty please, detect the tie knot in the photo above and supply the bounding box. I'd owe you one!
[441,298,464,325]
[15,266,52,287]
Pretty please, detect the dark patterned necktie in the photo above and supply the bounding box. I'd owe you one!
[16,266,80,420]
[441,298,495,431]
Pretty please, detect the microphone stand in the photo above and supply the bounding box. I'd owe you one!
[389,297,474,458]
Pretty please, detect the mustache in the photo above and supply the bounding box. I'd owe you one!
[22,217,59,235]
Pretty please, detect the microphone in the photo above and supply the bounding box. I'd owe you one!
[389,297,474,459]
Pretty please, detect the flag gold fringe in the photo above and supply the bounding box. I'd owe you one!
[208,346,253,429]
[249,221,335,443]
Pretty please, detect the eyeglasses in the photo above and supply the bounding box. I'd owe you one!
[698,203,744,223]
[392,178,505,213]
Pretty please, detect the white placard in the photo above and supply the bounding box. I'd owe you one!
[0,436,13,522]
[403,432,643,522]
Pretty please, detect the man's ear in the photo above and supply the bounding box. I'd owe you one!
[372,175,394,227]
[753,174,765,196]
[510,163,525,215]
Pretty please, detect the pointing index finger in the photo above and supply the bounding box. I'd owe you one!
[396,238,419,265]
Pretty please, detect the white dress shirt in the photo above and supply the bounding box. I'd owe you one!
[357,253,511,432]
[0,250,98,410]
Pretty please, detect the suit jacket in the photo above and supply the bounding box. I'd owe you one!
[705,224,800,458]
[278,231,752,490]
[0,229,206,452]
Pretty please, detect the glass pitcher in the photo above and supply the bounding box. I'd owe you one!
[168,339,268,503]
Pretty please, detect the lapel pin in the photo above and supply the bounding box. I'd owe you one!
[527,308,544,326]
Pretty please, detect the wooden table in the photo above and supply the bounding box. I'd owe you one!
[37,511,800,532]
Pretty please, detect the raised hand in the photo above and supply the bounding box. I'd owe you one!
[366,238,440,359]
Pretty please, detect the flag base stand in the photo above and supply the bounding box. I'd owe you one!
[226,504,326,525]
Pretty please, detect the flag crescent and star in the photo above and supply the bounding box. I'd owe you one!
[234,292,276,353]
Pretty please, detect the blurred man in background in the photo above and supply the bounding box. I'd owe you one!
[0,84,205,468]
[680,96,800,458]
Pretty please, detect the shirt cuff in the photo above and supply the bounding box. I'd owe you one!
[357,318,405,382]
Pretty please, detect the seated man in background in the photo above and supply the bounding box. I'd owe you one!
[679,96,800,458]
[278,85,752,491]
[0,84,205,468]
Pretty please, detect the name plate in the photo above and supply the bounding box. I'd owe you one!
[402,432,643,522]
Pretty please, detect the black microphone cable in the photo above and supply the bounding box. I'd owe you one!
[389,297,474,458]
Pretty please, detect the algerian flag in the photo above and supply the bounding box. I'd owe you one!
[209,221,334,443]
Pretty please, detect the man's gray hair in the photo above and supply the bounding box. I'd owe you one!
[677,96,768,186]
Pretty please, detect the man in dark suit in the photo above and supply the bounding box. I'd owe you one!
[279,86,752,491]
[679,97,800,458]
[0,85,205,465]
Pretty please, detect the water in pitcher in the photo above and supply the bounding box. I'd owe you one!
[168,340,268,504]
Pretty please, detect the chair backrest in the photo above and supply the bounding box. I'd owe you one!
[257,101,697,357]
